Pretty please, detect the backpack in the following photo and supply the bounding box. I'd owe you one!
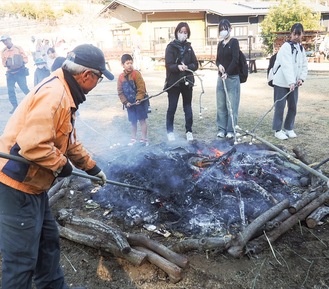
[238,50,248,83]
[267,41,303,87]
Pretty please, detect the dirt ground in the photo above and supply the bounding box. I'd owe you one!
[1,62,329,289]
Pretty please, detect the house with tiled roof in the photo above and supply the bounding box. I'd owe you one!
[99,0,329,59]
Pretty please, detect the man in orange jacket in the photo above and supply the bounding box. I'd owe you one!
[0,44,114,289]
[1,35,30,113]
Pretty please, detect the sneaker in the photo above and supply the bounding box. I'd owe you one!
[167,132,175,141]
[148,106,152,113]
[186,132,193,141]
[226,132,234,139]
[140,139,149,146]
[274,130,288,140]
[217,131,225,138]
[128,138,137,146]
[285,129,297,138]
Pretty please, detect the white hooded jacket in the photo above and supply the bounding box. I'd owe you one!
[272,41,308,88]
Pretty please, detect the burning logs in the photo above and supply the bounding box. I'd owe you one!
[240,128,329,183]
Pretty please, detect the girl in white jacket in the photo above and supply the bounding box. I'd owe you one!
[272,23,308,140]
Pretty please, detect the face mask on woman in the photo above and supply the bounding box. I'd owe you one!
[220,30,229,40]
[177,32,188,42]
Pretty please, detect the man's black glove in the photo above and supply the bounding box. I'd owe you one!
[54,159,73,178]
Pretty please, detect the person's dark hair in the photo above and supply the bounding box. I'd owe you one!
[121,53,133,64]
[174,22,191,39]
[218,19,231,32]
[47,47,56,54]
[51,56,66,72]
[291,23,304,35]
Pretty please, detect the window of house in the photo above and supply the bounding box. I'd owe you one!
[231,26,248,37]
[112,29,130,49]
[154,27,176,43]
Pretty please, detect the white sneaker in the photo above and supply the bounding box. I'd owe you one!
[128,138,137,146]
[274,130,288,140]
[226,132,234,139]
[186,132,193,141]
[217,131,225,138]
[285,130,297,138]
[167,132,175,141]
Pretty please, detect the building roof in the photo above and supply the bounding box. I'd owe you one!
[100,0,275,16]
[100,0,329,17]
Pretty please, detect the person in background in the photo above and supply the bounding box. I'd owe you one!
[46,47,57,70]
[215,19,241,139]
[51,56,66,72]
[117,53,149,146]
[0,44,114,289]
[34,57,50,86]
[1,35,30,114]
[41,39,50,60]
[272,23,308,140]
[164,21,198,142]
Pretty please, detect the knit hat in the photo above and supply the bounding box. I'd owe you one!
[34,58,46,65]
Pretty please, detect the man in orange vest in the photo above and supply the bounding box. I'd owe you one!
[1,35,30,113]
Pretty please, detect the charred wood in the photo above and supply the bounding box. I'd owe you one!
[306,205,329,228]
[57,209,131,254]
[47,177,71,199]
[126,233,189,268]
[246,190,329,255]
[133,246,183,284]
[49,188,67,207]
[227,198,290,258]
[292,145,311,165]
[58,225,146,266]
[288,191,322,214]
[170,235,232,254]
[208,177,278,204]
[240,129,329,183]
[264,209,291,231]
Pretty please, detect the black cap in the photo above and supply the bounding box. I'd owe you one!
[67,44,114,80]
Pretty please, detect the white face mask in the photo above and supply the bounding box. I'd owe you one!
[37,64,45,69]
[177,32,188,42]
[220,30,229,39]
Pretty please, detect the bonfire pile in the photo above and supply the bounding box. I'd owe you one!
[49,139,329,283]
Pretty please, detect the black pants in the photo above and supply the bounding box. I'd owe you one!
[0,183,69,289]
[166,83,193,133]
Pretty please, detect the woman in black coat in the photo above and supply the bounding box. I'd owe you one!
[164,22,199,142]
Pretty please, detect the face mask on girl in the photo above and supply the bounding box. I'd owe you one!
[177,32,188,42]
[37,64,45,69]
[219,30,229,40]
